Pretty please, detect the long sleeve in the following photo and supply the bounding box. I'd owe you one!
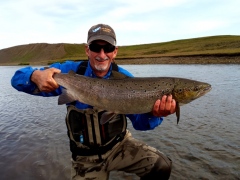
[11,66,38,94]
[11,61,81,96]
[127,114,163,130]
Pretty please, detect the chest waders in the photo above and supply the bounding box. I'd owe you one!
[66,61,127,161]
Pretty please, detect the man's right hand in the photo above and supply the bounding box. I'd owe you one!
[31,68,61,92]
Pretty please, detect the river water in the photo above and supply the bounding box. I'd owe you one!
[0,65,239,180]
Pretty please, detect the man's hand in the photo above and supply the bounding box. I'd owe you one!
[31,68,61,92]
[152,95,176,117]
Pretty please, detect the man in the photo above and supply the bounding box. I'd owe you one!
[11,24,176,180]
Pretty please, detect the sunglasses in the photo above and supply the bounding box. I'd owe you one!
[89,43,116,53]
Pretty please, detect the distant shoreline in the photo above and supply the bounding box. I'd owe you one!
[115,55,240,65]
[0,55,240,66]
[1,36,240,65]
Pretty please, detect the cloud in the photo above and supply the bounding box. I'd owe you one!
[0,0,239,49]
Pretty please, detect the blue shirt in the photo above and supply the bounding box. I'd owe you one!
[11,60,163,130]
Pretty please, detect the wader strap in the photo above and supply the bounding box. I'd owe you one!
[77,61,88,75]
[84,110,103,146]
[93,113,102,145]
[85,114,94,145]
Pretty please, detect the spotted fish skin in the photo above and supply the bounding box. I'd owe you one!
[54,71,211,123]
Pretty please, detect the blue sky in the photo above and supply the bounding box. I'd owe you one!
[1,0,239,50]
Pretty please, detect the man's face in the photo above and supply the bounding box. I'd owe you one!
[85,40,118,77]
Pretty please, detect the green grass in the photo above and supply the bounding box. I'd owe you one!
[116,35,240,58]
[1,35,240,65]
[12,51,35,63]
[63,43,87,60]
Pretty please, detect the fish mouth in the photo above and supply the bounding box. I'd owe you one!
[200,85,212,96]
[204,85,212,92]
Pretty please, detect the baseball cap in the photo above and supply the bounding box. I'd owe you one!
[87,24,116,46]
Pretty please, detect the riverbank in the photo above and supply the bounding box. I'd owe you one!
[0,55,240,66]
[1,35,240,65]
[115,55,240,65]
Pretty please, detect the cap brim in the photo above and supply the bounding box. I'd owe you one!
[87,35,116,46]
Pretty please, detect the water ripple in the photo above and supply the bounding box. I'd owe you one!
[1,65,240,180]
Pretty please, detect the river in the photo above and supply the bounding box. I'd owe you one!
[0,64,239,180]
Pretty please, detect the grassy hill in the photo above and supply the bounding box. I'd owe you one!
[0,35,240,65]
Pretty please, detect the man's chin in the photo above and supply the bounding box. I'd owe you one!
[94,65,108,71]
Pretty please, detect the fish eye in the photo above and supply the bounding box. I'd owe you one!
[194,86,199,91]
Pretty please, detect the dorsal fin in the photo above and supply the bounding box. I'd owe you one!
[68,70,76,76]
[110,71,130,79]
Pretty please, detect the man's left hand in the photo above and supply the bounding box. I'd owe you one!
[152,95,176,117]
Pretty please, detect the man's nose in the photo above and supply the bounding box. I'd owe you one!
[98,48,106,58]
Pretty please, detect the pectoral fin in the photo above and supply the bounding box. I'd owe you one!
[110,71,130,79]
[58,88,76,105]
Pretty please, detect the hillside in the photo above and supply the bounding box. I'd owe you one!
[0,43,86,65]
[0,35,240,65]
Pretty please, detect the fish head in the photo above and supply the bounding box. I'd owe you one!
[172,79,212,105]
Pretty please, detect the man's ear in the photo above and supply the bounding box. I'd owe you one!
[112,46,118,59]
[85,44,90,56]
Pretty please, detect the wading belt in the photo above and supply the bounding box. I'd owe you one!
[66,106,127,160]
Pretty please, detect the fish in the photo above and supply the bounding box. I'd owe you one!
[53,71,212,124]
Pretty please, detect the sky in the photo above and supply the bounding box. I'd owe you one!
[1,0,240,50]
